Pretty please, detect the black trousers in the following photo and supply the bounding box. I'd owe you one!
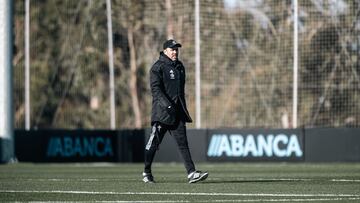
[144,118,195,175]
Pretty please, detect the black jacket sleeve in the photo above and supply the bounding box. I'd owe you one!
[150,62,174,111]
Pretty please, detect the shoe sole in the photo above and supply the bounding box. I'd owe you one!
[189,172,209,183]
[143,176,155,183]
[143,179,155,183]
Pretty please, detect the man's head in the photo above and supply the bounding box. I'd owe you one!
[163,39,182,61]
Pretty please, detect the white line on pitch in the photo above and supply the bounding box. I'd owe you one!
[7,178,360,183]
[20,178,100,182]
[211,177,360,182]
[9,197,360,203]
[203,197,360,202]
[330,179,360,182]
[1,190,360,197]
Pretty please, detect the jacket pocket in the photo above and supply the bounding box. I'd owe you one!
[156,100,176,125]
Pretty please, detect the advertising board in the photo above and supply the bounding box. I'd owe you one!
[207,129,304,161]
[15,130,119,162]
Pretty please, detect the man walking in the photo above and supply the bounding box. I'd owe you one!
[143,39,208,183]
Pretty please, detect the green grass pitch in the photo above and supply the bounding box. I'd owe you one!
[0,163,360,202]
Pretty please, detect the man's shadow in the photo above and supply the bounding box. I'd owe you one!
[201,178,308,184]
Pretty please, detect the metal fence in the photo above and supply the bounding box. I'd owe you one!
[13,0,360,129]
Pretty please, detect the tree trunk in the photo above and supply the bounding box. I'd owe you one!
[165,0,173,38]
[128,28,142,128]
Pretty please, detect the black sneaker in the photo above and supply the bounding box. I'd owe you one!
[188,171,208,183]
[142,172,155,183]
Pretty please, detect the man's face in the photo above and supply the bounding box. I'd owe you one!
[164,47,179,61]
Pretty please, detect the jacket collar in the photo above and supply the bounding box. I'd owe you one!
[159,51,178,65]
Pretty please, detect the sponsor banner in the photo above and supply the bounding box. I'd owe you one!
[304,128,360,162]
[15,130,119,162]
[46,135,114,159]
[207,129,304,161]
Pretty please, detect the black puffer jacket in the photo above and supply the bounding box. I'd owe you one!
[150,52,192,125]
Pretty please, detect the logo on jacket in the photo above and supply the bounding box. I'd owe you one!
[169,70,175,79]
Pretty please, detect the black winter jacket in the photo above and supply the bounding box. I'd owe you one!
[150,52,192,125]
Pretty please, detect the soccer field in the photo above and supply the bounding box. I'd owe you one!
[0,163,359,202]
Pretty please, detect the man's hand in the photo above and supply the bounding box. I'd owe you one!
[167,105,176,115]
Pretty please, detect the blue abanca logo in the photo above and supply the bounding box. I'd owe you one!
[207,134,303,158]
[47,136,114,158]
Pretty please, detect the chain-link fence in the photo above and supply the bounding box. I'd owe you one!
[13,0,360,129]
[299,0,360,128]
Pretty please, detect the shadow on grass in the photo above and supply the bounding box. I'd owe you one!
[153,178,309,184]
[201,178,311,184]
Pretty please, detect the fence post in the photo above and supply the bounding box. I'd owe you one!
[106,0,116,129]
[25,0,30,130]
[0,0,14,162]
[195,0,201,128]
[292,0,299,128]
